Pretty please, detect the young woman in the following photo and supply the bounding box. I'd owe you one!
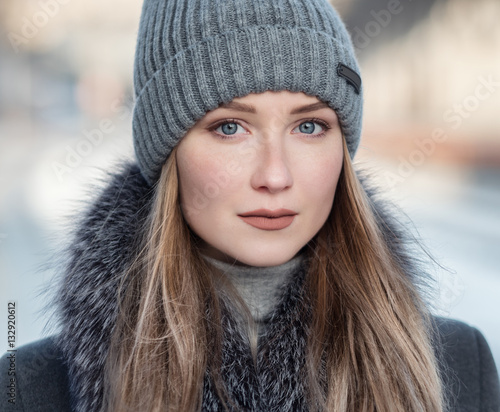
[1,0,499,411]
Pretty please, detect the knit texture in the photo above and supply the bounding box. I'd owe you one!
[132,0,363,185]
[201,253,305,325]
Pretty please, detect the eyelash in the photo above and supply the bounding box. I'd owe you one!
[209,118,332,140]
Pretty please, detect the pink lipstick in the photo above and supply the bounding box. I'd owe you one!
[238,209,297,231]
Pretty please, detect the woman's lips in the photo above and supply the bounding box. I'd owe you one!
[238,215,295,230]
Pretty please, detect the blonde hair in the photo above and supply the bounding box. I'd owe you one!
[304,138,444,411]
[103,138,444,411]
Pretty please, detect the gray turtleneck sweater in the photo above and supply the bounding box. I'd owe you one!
[201,253,306,336]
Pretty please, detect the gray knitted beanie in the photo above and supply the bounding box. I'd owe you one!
[132,0,363,185]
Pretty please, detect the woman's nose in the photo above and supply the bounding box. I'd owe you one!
[250,139,293,194]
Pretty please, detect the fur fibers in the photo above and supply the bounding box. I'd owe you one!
[47,159,435,412]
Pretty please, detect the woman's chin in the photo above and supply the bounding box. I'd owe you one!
[217,249,302,268]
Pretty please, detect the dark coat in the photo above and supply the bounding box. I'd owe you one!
[1,161,499,411]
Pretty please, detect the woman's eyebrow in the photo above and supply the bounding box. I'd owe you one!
[218,101,330,114]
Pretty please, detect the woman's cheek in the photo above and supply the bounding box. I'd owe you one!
[302,155,341,195]
[180,153,240,214]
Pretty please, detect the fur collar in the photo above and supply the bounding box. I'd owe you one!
[47,159,433,412]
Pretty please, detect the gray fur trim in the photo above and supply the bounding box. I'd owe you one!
[44,160,436,412]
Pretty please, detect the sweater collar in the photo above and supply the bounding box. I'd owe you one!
[201,252,308,323]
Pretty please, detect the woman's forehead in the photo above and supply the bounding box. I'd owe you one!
[209,91,335,115]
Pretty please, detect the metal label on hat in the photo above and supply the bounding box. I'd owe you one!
[337,63,361,95]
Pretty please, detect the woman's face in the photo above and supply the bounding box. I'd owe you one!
[176,90,343,267]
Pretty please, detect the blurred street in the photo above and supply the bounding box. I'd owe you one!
[1,146,499,368]
[370,159,500,368]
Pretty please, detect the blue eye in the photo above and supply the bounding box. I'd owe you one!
[294,119,330,136]
[298,121,317,134]
[215,122,244,136]
[221,123,236,135]
[210,118,331,140]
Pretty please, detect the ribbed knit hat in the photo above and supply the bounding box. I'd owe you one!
[133,0,363,185]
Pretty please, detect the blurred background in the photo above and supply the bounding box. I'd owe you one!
[1,0,499,368]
